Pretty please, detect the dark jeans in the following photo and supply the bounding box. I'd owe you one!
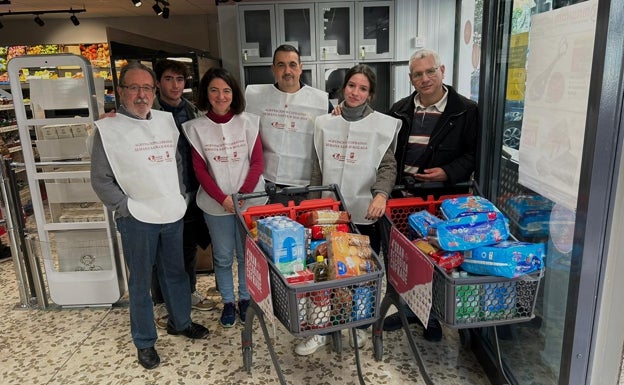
[152,200,211,304]
[116,216,191,349]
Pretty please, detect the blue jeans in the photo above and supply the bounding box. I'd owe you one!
[116,216,191,349]
[203,212,249,304]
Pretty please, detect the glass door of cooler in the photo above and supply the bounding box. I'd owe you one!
[277,3,316,62]
[238,4,277,64]
[317,2,355,61]
[356,1,394,61]
[7,54,125,307]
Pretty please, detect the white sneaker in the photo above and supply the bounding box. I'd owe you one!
[191,291,217,311]
[348,328,368,349]
[154,303,168,330]
[294,335,330,356]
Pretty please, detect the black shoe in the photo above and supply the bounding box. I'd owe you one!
[238,299,250,322]
[382,312,419,332]
[423,317,443,342]
[137,347,160,369]
[166,321,210,339]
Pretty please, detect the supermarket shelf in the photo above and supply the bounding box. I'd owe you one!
[0,124,18,134]
[44,222,108,231]
[0,104,14,110]
[8,145,21,153]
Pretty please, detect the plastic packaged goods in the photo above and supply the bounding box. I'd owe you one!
[462,241,545,278]
[455,281,481,323]
[440,195,503,219]
[408,210,442,238]
[351,285,374,321]
[297,210,351,226]
[327,231,375,278]
[256,216,306,274]
[309,223,350,240]
[428,211,510,251]
[309,256,331,328]
[330,287,353,325]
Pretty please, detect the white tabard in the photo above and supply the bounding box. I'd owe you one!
[183,112,267,216]
[95,110,186,224]
[245,84,328,186]
[314,112,401,224]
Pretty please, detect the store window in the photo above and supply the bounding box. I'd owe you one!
[490,0,593,384]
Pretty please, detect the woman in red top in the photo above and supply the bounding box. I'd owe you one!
[182,68,264,328]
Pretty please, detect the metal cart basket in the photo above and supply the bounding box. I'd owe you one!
[372,191,542,385]
[234,184,384,385]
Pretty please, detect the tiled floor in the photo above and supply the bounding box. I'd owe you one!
[0,257,491,385]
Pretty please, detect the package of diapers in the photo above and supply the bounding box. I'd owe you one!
[440,196,503,219]
[428,212,509,251]
[408,210,442,238]
[462,241,545,278]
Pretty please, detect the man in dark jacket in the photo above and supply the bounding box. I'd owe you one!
[384,48,480,340]
[151,59,216,329]
[390,48,479,193]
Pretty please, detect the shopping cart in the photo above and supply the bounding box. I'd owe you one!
[371,183,543,385]
[233,184,385,385]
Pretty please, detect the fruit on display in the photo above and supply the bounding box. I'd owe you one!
[27,45,59,55]
[7,46,26,60]
[80,43,110,67]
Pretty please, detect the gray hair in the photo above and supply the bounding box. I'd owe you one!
[409,48,442,69]
[119,60,157,86]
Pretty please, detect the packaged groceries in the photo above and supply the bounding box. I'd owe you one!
[297,210,351,226]
[429,212,509,251]
[462,241,545,278]
[257,217,306,274]
[408,210,442,237]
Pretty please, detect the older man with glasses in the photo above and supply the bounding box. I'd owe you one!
[90,61,209,370]
[384,48,480,341]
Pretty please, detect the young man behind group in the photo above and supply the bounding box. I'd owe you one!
[151,59,216,329]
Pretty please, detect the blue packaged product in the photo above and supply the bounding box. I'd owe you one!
[482,283,517,320]
[408,210,442,237]
[506,195,553,238]
[440,196,503,219]
[462,241,545,278]
[351,286,374,321]
[257,216,307,274]
[429,212,510,251]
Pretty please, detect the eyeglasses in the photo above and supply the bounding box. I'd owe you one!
[410,67,439,81]
[120,85,155,93]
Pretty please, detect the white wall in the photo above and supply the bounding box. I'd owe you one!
[0,15,218,55]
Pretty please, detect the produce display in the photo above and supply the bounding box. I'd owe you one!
[0,43,112,83]
[79,43,111,68]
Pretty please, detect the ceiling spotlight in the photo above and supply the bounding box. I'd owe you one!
[34,15,44,26]
[70,14,79,26]
[132,0,142,6]
[162,7,169,19]
[152,3,163,15]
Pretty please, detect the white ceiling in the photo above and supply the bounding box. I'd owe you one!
[0,0,234,19]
